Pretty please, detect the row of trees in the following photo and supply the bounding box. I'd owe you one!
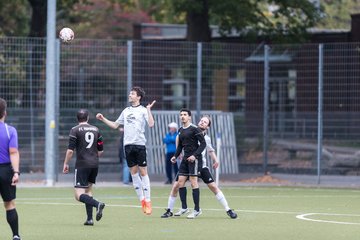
[0,0,357,43]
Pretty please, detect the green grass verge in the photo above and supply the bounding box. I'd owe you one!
[1,186,359,240]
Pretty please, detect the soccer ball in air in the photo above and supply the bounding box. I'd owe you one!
[59,27,74,43]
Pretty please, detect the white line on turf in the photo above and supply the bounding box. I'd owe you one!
[16,200,360,225]
[16,194,360,201]
[296,213,360,225]
[13,201,299,214]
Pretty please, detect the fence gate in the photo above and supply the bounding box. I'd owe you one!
[146,111,238,175]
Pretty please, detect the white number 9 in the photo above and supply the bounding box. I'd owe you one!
[85,132,94,148]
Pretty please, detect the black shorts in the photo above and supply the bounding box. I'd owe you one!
[74,168,98,188]
[124,145,147,168]
[174,167,215,184]
[0,164,16,202]
[178,156,202,177]
[199,167,215,184]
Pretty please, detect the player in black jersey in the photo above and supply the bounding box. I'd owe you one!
[170,108,206,219]
[161,115,237,219]
[63,109,105,226]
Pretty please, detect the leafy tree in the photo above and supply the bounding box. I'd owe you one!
[67,0,153,39]
[119,0,176,22]
[0,0,30,36]
[22,0,154,39]
[316,0,360,29]
[27,0,48,37]
[168,0,322,43]
[1,0,357,42]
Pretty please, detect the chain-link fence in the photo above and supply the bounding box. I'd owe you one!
[1,37,360,179]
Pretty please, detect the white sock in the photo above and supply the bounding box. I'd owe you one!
[131,173,144,201]
[168,196,177,211]
[216,191,230,211]
[141,174,151,202]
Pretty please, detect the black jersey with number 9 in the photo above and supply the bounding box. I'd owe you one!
[68,123,103,168]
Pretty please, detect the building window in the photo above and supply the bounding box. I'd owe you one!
[163,67,190,110]
[228,67,246,112]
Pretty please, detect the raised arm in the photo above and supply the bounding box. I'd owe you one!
[146,100,156,128]
[96,113,120,129]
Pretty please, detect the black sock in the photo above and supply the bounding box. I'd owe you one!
[85,197,93,221]
[6,208,19,237]
[193,188,200,211]
[79,194,99,208]
[179,187,187,209]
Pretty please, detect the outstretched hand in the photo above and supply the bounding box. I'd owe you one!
[96,113,104,121]
[147,100,156,109]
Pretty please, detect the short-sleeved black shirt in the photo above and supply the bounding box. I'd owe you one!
[68,123,103,168]
[175,124,206,160]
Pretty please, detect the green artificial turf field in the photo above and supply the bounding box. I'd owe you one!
[1,186,359,240]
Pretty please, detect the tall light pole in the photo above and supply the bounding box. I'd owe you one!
[45,0,57,186]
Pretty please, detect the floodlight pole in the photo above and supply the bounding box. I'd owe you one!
[127,40,133,101]
[45,0,57,186]
[263,45,270,174]
[196,42,202,121]
[317,44,324,184]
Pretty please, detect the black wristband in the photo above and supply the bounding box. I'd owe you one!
[13,171,20,175]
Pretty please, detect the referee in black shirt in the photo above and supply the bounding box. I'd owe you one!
[170,108,206,219]
[63,109,105,226]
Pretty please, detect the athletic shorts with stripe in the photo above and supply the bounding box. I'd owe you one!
[178,156,202,177]
[74,168,98,188]
[174,166,214,184]
[125,145,147,168]
[198,167,215,184]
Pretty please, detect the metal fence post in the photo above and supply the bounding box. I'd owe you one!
[317,44,324,184]
[28,45,35,167]
[127,40,133,101]
[55,39,60,182]
[45,0,57,186]
[196,42,202,119]
[263,45,270,174]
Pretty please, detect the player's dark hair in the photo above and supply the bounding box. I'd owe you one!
[77,109,89,122]
[202,115,211,127]
[0,98,7,119]
[180,108,191,116]
[132,86,145,100]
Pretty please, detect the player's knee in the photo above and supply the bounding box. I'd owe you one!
[74,193,81,201]
[4,200,15,210]
[208,184,218,194]
[190,181,198,188]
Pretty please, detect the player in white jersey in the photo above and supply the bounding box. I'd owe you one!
[161,115,237,219]
[96,86,155,215]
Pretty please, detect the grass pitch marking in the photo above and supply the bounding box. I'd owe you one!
[296,213,360,225]
[17,197,360,225]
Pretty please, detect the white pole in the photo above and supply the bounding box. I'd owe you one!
[196,42,202,121]
[45,0,57,186]
[317,44,324,184]
[127,40,133,98]
[215,134,221,186]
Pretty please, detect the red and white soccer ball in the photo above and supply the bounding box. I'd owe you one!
[59,27,74,43]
